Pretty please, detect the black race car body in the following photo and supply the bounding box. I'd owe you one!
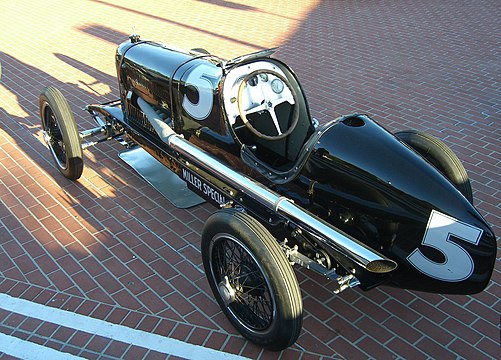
[113,37,495,293]
[40,35,496,350]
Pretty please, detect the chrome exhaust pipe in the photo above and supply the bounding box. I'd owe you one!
[138,98,397,274]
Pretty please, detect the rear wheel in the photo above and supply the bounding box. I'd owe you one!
[40,86,83,180]
[396,130,473,203]
[201,209,302,351]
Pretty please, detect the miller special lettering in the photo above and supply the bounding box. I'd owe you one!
[182,168,227,205]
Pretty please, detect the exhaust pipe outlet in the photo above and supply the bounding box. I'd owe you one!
[138,97,397,274]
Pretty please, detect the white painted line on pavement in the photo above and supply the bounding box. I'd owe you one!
[0,332,85,360]
[0,293,249,360]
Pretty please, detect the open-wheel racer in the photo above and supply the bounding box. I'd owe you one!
[39,34,497,350]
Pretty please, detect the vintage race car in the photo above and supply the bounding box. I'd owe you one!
[39,35,497,350]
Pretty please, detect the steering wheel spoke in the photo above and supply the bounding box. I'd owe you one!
[268,106,283,136]
[243,101,267,116]
[272,94,295,108]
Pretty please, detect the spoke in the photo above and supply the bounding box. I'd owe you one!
[222,242,237,278]
[243,101,267,116]
[241,282,266,293]
[234,292,272,327]
[218,247,227,279]
[255,298,272,321]
[219,239,246,281]
[213,236,275,330]
[268,107,282,135]
[269,94,294,108]
[232,269,261,282]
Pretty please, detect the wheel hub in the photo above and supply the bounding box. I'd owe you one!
[42,131,51,145]
[218,276,236,305]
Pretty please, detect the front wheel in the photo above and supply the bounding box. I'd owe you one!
[201,209,303,351]
[39,86,83,180]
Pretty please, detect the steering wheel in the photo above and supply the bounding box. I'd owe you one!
[237,69,299,141]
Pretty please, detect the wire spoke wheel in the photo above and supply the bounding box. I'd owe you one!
[202,209,302,351]
[39,86,83,180]
[212,234,274,331]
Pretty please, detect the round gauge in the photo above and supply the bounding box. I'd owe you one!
[271,78,284,94]
[258,73,268,82]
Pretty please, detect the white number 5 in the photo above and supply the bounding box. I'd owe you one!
[407,210,483,282]
[182,64,221,121]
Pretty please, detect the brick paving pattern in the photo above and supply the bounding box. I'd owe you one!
[0,1,499,359]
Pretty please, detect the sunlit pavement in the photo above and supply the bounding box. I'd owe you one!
[0,1,499,359]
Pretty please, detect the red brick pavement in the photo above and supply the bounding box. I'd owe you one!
[0,0,499,359]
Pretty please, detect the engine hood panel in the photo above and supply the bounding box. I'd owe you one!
[304,114,471,219]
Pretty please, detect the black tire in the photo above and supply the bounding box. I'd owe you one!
[39,86,83,180]
[201,209,302,351]
[396,130,473,203]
